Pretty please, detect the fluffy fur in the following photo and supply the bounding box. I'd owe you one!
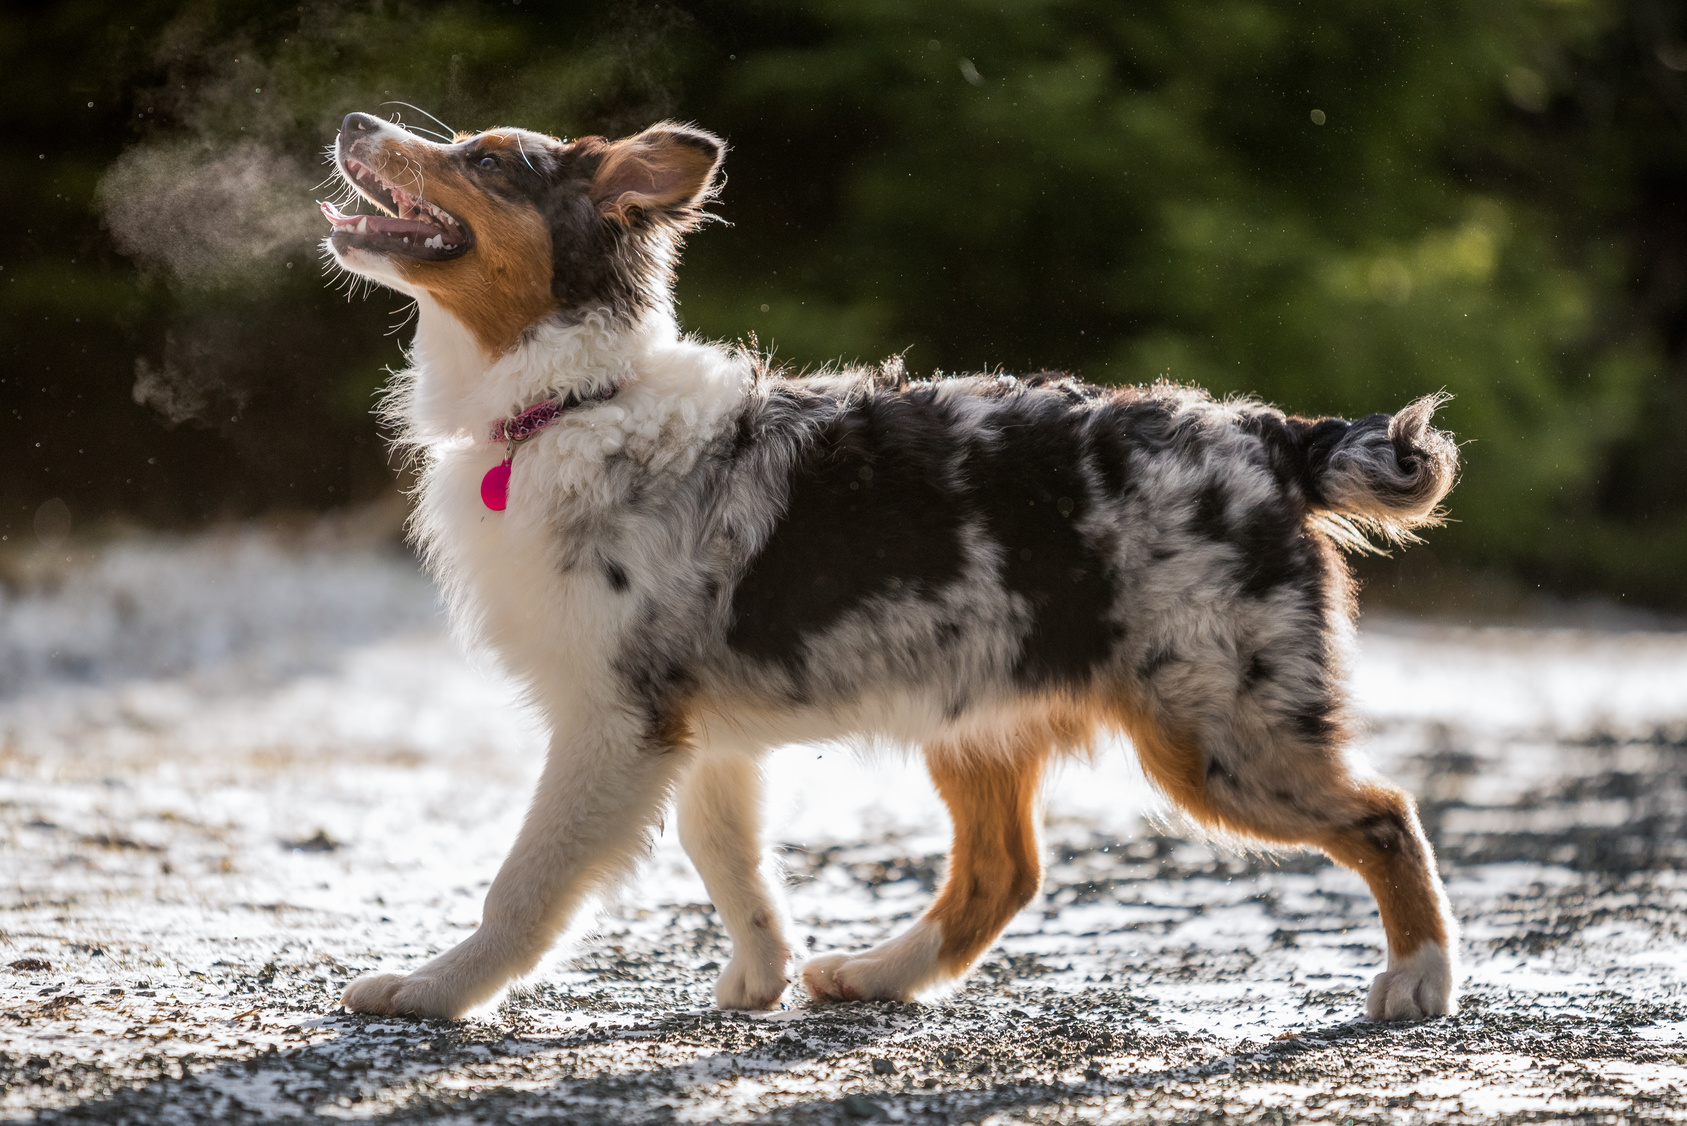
[321,111,1463,1022]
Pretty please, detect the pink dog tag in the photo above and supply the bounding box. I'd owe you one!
[481,459,512,510]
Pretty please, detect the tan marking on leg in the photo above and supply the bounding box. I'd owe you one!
[1121,705,1451,966]
[1115,708,1208,813]
[926,743,1051,977]
[1312,783,1449,958]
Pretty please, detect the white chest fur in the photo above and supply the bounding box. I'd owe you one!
[395,300,752,709]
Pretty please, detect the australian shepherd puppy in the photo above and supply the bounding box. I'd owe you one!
[321,112,1461,1023]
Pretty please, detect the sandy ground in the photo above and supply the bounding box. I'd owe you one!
[3,526,1687,1124]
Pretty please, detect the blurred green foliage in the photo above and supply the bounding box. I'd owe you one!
[3,0,1685,604]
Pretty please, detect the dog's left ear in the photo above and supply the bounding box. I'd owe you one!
[591,124,724,228]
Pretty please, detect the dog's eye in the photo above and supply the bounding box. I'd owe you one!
[478,155,499,170]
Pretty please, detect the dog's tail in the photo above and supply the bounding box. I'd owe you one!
[1296,393,1459,549]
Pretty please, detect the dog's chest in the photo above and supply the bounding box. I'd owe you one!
[422,440,632,692]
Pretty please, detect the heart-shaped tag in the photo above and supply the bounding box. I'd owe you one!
[480,459,512,511]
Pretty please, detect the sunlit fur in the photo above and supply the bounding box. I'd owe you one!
[322,112,1463,1024]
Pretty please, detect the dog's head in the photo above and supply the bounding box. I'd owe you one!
[322,112,724,355]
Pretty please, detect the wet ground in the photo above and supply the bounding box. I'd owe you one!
[3,527,1687,1123]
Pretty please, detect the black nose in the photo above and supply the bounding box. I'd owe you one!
[341,112,382,139]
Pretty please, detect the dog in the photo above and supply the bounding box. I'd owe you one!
[321,111,1461,1022]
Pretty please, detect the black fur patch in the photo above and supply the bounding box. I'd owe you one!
[960,387,1122,687]
[1240,412,1353,506]
[1232,499,1314,598]
[1083,410,1137,500]
[726,387,968,667]
[1190,482,1229,541]
[603,559,630,592]
[1288,700,1340,746]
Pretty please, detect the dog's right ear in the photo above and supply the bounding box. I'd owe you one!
[590,123,724,229]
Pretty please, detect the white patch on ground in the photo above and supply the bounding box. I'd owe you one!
[2,524,1685,1123]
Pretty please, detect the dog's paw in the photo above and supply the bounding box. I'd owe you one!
[802,924,943,1003]
[342,974,408,1015]
[801,952,874,1001]
[341,973,472,1019]
[1366,942,1457,1020]
[714,951,789,1010]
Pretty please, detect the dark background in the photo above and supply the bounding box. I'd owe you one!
[4,0,1685,608]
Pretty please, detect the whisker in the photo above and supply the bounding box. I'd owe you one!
[390,116,453,143]
[401,154,425,202]
[386,301,419,336]
[380,100,456,138]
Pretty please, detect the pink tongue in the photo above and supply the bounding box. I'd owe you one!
[363,214,442,238]
[320,200,446,241]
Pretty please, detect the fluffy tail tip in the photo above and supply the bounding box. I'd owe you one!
[1319,392,1458,546]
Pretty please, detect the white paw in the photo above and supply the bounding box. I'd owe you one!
[1366,941,1457,1020]
[714,950,789,1010]
[341,972,475,1019]
[801,921,944,1003]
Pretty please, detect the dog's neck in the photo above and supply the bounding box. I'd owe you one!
[399,300,681,444]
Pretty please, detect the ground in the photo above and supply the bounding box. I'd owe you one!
[3,524,1686,1124]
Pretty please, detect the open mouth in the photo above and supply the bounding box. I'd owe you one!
[321,157,471,261]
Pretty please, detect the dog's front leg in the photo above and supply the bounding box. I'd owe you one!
[676,748,793,1009]
[343,709,688,1018]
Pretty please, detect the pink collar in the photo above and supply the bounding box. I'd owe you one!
[480,383,618,512]
[488,383,618,445]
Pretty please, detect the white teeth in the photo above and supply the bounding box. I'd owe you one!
[355,216,368,235]
[424,234,443,249]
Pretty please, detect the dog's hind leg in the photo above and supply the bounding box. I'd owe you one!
[803,741,1049,1003]
[676,747,792,1009]
[1126,700,1458,1021]
[341,704,690,1019]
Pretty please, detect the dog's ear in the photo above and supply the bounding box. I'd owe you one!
[590,123,724,228]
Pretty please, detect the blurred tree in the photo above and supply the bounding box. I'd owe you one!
[670,0,1685,601]
[2,0,1683,605]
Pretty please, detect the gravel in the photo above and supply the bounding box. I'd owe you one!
[3,528,1686,1123]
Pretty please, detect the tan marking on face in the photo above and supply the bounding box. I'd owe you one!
[361,132,558,357]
